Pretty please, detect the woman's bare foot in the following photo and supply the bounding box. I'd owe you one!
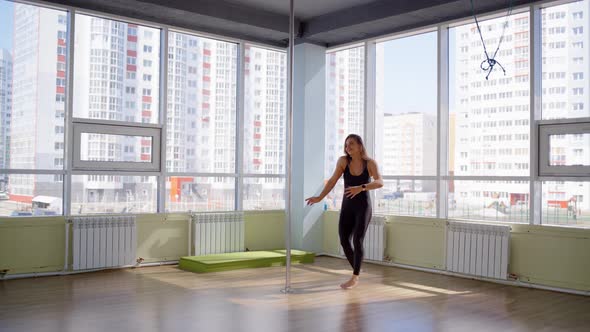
[340,275,359,289]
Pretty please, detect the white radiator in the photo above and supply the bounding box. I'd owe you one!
[446,221,510,280]
[72,215,137,271]
[339,216,386,261]
[192,212,244,255]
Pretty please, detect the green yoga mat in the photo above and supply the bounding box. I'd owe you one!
[179,249,315,273]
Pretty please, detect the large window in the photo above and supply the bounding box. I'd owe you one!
[542,181,590,226]
[166,176,234,212]
[2,0,587,226]
[325,46,365,210]
[243,46,287,210]
[166,32,237,174]
[72,123,161,171]
[71,175,157,215]
[0,1,67,216]
[0,174,64,216]
[375,31,437,217]
[447,180,530,223]
[73,15,160,123]
[541,2,589,121]
[449,11,531,222]
[71,14,162,214]
[540,1,590,227]
[165,32,238,212]
[243,177,284,210]
[0,1,287,216]
[378,180,438,217]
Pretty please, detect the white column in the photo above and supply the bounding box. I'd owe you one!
[290,43,326,252]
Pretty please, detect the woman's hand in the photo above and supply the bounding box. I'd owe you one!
[305,196,322,206]
[344,186,363,199]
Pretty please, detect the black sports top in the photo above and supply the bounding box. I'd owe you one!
[343,159,370,200]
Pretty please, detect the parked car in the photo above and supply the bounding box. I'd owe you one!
[33,209,58,216]
[383,191,404,200]
[0,192,9,200]
[10,211,33,217]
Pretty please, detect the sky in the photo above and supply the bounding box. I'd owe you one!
[380,31,438,116]
[0,1,13,52]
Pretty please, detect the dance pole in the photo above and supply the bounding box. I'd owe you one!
[282,0,295,294]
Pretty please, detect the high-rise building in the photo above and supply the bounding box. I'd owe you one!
[325,48,365,178]
[0,48,11,181]
[244,45,286,175]
[165,32,238,210]
[7,5,286,213]
[10,4,65,204]
[452,5,590,213]
[166,33,237,209]
[242,45,286,209]
[381,112,436,191]
[166,33,237,173]
[71,17,161,213]
[539,3,590,217]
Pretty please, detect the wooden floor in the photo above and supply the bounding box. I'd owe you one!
[1,257,589,332]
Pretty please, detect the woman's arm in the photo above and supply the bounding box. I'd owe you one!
[366,159,384,190]
[305,157,346,205]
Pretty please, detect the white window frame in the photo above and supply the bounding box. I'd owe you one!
[538,118,590,177]
[366,28,442,218]
[3,0,287,216]
[72,119,161,172]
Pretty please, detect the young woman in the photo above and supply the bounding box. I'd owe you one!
[306,134,383,289]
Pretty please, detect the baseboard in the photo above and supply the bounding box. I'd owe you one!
[0,260,179,280]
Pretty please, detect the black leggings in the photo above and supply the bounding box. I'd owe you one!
[338,196,372,275]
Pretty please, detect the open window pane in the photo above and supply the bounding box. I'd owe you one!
[539,122,590,176]
[71,175,157,214]
[376,32,437,176]
[165,176,235,212]
[74,14,160,124]
[73,122,160,171]
[80,133,152,163]
[549,133,589,166]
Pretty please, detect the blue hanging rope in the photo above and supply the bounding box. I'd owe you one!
[470,0,514,80]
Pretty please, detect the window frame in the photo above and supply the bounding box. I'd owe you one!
[325,0,590,228]
[372,29,440,217]
[72,119,161,172]
[538,119,590,177]
[0,1,288,216]
[5,0,590,224]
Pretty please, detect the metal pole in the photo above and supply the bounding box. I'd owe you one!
[282,0,295,294]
